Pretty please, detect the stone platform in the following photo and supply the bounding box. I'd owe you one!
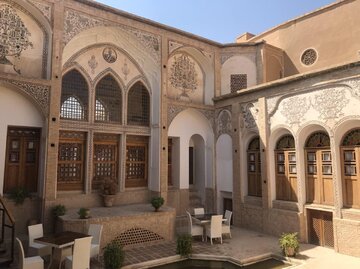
[58,204,176,250]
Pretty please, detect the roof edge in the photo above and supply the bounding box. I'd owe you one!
[248,0,353,42]
[76,0,223,47]
[214,60,360,102]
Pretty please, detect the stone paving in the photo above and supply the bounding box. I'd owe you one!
[8,225,360,268]
[92,226,360,268]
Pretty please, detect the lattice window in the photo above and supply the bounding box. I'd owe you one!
[230,74,247,93]
[57,131,86,191]
[247,136,262,197]
[323,213,334,248]
[61,96,84,120]
[113,227,164,248]
[95,75,122,123]
[342,129,360,146]
[127,82,150,126]
[306,132,330,148]
[126,136,148,188]
[95,99,108,121]
[301,48,317,66]
[93,133,119,190]
[276,135,295,150]
[61,70,88,120]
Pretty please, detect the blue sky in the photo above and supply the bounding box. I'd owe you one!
[95,0,336,43]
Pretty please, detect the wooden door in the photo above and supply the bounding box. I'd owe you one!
[308,210,334,248]
[275,151,297,201]
[4,127,41,193]
[306,150,333,205]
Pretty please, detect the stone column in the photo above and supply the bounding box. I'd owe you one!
[159,35,169,202]
[42,0,65,232]
[232,102,241,226]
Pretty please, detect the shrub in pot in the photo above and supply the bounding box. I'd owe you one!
[103,241,124,269]
[176,234,192,257]
[279,232,299,257]
[9,187,30,205]
[151,196,164,212]
[78,207,90,219]
[100,178,118,207]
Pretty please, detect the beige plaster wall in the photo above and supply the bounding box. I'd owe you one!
[249,0,360,76]
[0,1,46,78]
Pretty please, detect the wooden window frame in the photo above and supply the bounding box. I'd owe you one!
[57,131,86,191]
[275,150,297,202]
[341,147,360,208]
[125,136,148,188]
[247,137,262,197]
[92,133,119,190]
[305,149,333,205]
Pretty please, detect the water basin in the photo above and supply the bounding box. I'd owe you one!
[150,258,289,269]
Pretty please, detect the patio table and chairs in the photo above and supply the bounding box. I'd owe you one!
[33,230,90,269]
[189,210,233,244]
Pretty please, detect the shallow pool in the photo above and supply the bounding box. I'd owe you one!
[150,258,289,269]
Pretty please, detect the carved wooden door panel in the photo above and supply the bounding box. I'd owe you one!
[4,127,41,193]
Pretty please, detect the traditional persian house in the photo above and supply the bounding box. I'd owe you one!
[1,0,360,259]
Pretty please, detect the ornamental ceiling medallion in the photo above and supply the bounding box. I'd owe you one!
[169,54,198,102]
[0,4,33,74]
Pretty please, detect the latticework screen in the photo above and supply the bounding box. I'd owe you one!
[230,74,247,92]
[127,82,150,126]
[61,70,88,120]
[126,136,148,188]
[112,227,164,248]
[57,131,86,191]
[96,75,122,123]
[92,133,119,190]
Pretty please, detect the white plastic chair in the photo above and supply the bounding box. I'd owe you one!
[205,215,223,245]
[193,208,205,215]
[186,211,203,241]
[222,210,233,238]
[16,238,44,269]
[88,224,103,259]
[64,236,92,269]
[28,224,52,258]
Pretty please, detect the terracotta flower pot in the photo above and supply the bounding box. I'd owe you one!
[102,194,116,207]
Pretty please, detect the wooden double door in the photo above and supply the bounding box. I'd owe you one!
[4,127,41,193]
[308,209,334,248]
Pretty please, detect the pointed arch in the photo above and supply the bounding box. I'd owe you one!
[95,74,122,123]
[61,69,89,120]
[127,81,150,126]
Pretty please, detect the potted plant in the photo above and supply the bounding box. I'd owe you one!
[176,234,192,257]
[52,204,66,217]
[100,178,118,207]
[103,241,124,269]
[52,204,66,233]
[9,187,30,205]
[78,207,90,219]
[151,196,164,212]
[279,232,300,257]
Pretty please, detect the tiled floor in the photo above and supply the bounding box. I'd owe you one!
[8,226,360,268]
[93,227,360,269]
